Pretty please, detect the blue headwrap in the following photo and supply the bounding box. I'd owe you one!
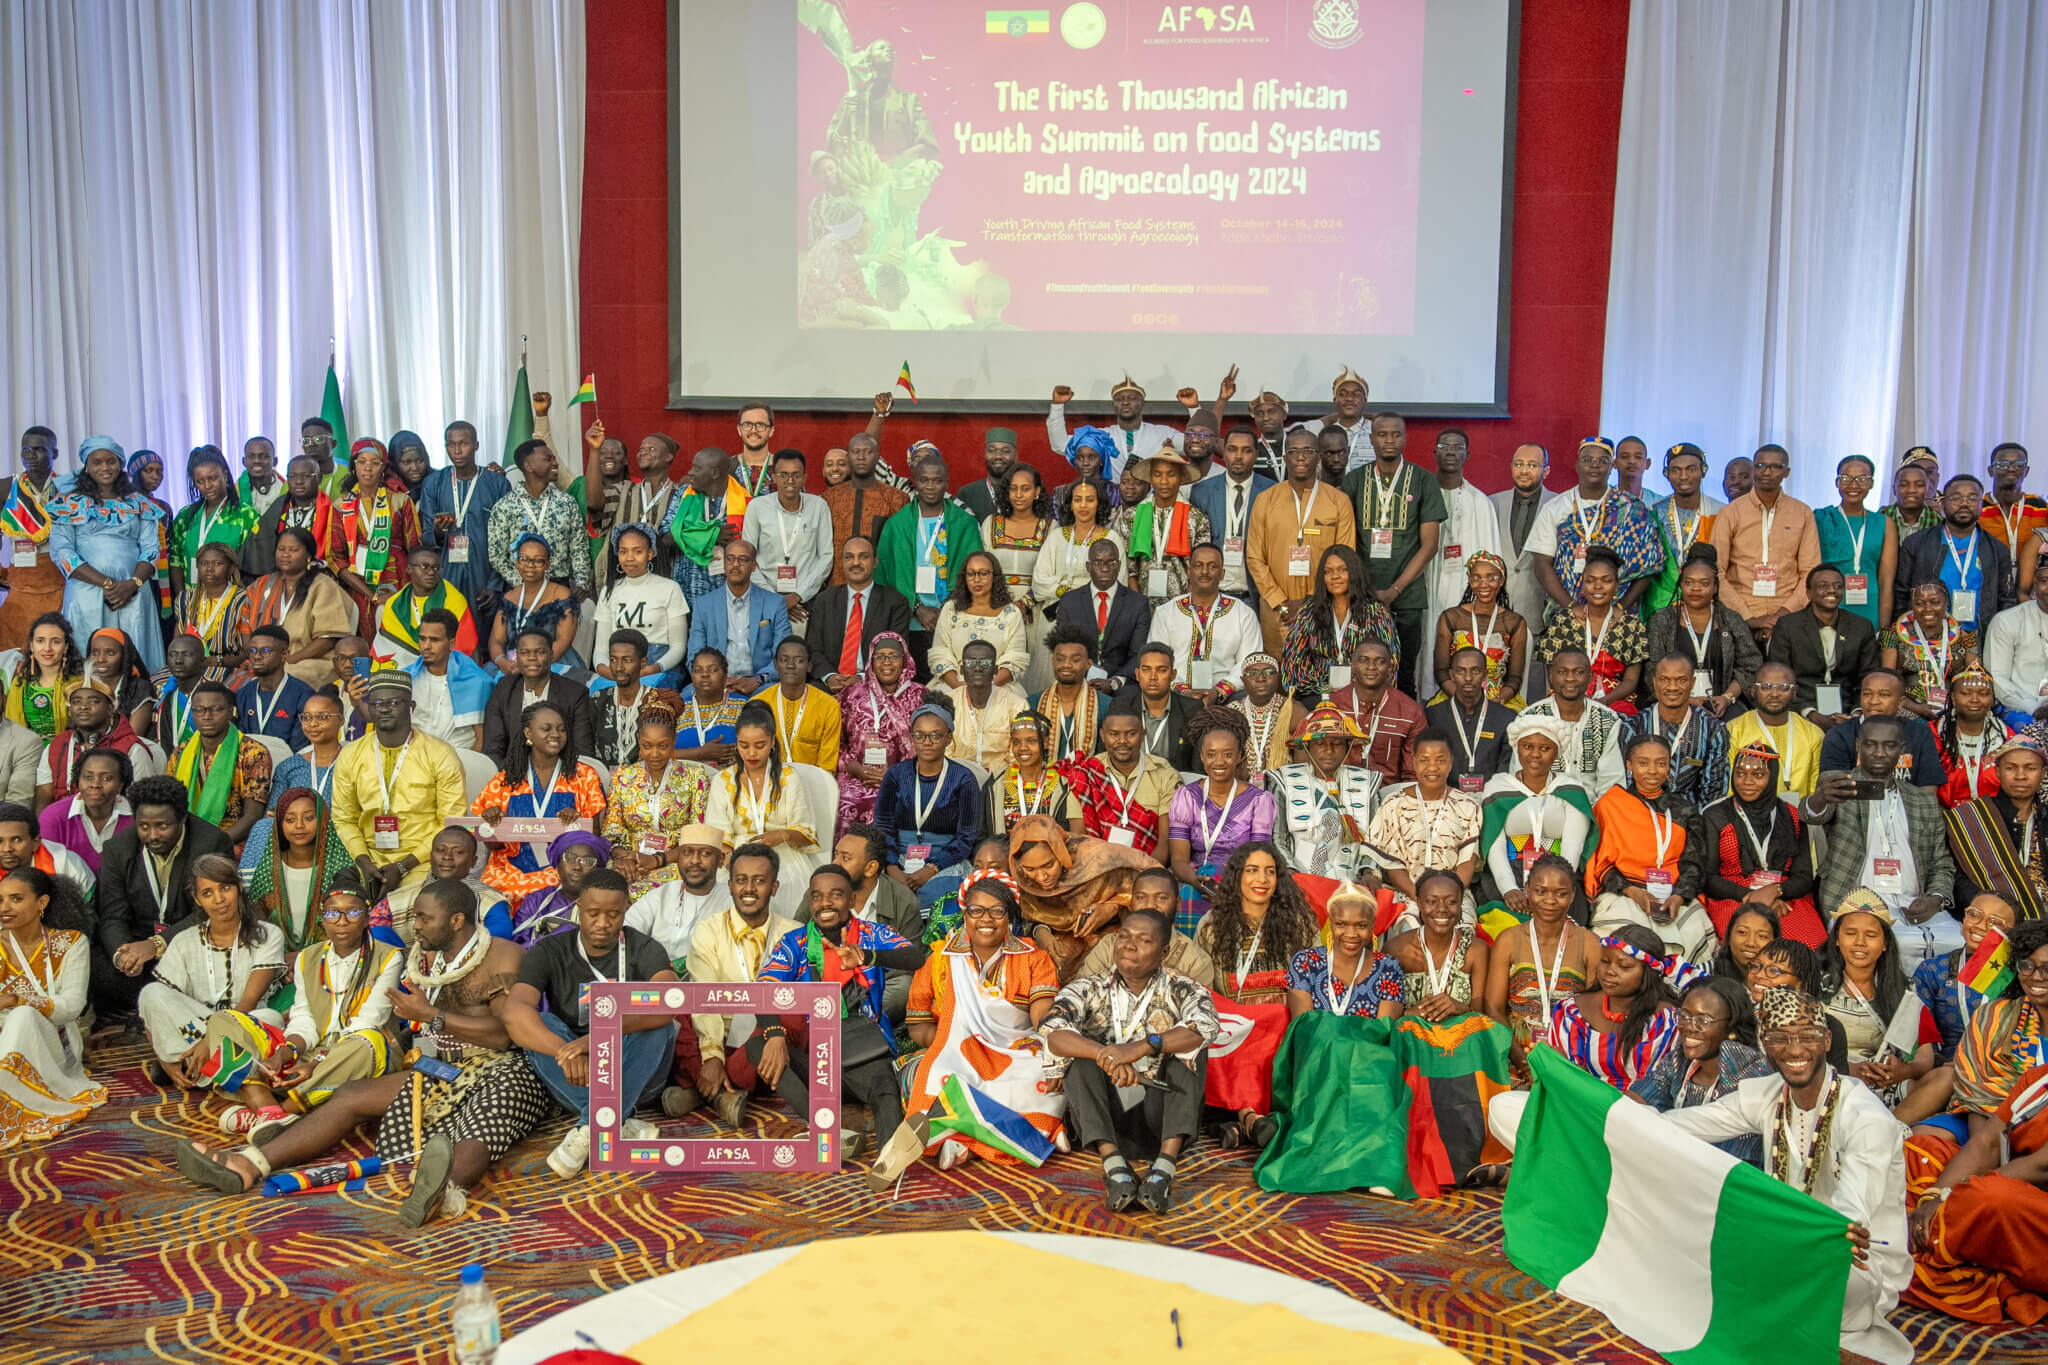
[511,531,552,560]
[1063,425,1120,472]
[80,435,125,463]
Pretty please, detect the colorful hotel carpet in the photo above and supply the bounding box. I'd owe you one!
[6,1039,2046,1364]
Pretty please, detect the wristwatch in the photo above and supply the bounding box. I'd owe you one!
[1145,1031,1165,1056]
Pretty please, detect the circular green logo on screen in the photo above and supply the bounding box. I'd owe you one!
[1062,3,1107,49]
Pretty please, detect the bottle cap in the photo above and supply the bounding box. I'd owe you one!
[461,1263,484,1286]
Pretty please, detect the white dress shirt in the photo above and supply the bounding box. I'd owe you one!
[1982,599,2048,716]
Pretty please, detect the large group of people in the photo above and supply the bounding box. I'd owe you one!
[1,383,2044,1350]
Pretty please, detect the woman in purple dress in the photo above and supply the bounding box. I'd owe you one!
[1166,706,1278,938]
[836,632,926,827]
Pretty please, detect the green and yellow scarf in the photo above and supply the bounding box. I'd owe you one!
[173,727,243,826]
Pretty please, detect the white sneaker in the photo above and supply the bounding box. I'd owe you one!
[937,1139,968,1171]
[621,1117,660,1140]
[546,1124,592,1178]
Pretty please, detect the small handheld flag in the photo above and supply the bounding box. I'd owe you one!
[1963,924,2015,999]
[568,374,598,407]
[895,360,918,403]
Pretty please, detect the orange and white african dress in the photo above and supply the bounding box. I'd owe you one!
[905,933,1063,1163]
[472,760,609,909]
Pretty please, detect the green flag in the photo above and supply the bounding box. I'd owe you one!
[320,362,350,454]
[503,363,533,466]
[1502,1048,1853,1365]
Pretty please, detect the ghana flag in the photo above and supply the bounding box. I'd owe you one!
[1254,1010,1514,1198]
[986,9,1051,37]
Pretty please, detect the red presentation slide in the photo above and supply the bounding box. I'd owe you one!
[795,0,1426,337]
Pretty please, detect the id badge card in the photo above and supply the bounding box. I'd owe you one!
[1693,668,1714,699]
[12,539,35,568]
[447,532,470,564]
[1815,684,1843,715]
[1928,685,1949,710]
[1519,845,1541,872]
[639,833,668,857]
[864,744,888,768]
[1845,574,1869,605]
[352,542,371,576]
[1480,632,1505,652]
[1189,658,1214,689]
[1327,665,1351,691]
[1224,536,1245,555]
[1459,774,1484,794]
[1572,551,1586,577]
[1369,529,1394,561]
[903,843,931,873]
[1753,870,1785,886]
[1871,857,1903,895]
[776,562,798,588]
[915,564,938,596]
[1952,589,1977,622]
[1107,826,1137,847]
[1443,543,1462,563]
[710,548,725,575]
[1288,544,1313,576]
[1644,868,1676,901]
[1146,568,1170,598]
[1753,564,1778,597]
[373,815,401,851]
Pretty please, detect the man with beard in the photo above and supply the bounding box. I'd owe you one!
[626,821,731,966]
[35,675,164,808]
[1187,425,1275,607]
[1046,376,1181,483]
[1050,540,1151,690]
[823,432,910,584]
[793,822,922,1022]
[954,428,1022,521]
[92,775,234,1017]
[1895,474,2013,637]
[680,842,798,1126]
[1490,441,1554,695]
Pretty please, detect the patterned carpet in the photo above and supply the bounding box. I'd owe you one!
[7,1038,2047,1365]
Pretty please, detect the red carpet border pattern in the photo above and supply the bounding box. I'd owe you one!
[5,1039,2046,1364]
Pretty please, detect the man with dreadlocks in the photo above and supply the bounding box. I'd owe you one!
[173,877,545,1227]
[1663,987,1913,1364]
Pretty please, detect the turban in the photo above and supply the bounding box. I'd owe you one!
[547,828,613,867]
[1062,426,1121,472]
[80,435,125,462]
[1506,712,1570,752]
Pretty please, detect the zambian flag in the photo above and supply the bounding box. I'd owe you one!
[1503,1049,1851,1365]
[986,9,1050,37]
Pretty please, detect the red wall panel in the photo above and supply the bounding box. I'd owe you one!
[577,0,1629,493]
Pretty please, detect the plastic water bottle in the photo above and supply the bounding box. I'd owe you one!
[451,1262,501,1364]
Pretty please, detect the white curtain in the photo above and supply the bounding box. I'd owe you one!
[0,0,585,502]
[1601,0,2046,507]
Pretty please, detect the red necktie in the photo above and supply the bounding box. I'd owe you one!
[1097,590,1110,633]
[840,589,864,677]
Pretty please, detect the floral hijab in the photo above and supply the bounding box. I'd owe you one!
[238,786,355,951]
[841,630,927,763]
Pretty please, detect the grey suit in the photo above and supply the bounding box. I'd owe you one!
[1805,776,1955,924]
[1490,485,1555,701]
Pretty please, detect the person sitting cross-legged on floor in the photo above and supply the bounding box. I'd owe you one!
[502,867,680,1179]
[138,853,287,1088]
[1040,905,1220,1214]
[173,877,548,1227]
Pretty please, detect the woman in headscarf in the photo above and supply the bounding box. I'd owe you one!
[507,829,615,946]
[1266,702,1380,881]
[238,786,356,957]
[1694,741,1823,948]
[328,438,423,639]
[1008,812,1155,981]
[46,436,167,674]
[1474,711,1596,931]
[387,430,431,501]
[125,448,177,647]
[1431,549,1528,709]
[85,625,159,735]
[1930,663,2009,810]
[837,631,924,826]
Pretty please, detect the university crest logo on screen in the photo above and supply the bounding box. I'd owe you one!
[1309,0,1364,50]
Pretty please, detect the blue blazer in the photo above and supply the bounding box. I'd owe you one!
[687,583,792,679]
[1187,471,1276,544]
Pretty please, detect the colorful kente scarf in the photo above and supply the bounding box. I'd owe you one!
[173,726,243,826]
[340,487,394,582]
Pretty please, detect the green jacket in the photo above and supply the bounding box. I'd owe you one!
[875,500,982,606]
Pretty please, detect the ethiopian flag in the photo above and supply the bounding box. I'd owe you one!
[1502,1049,1852,1365]
[986,9,1050,36]
[1963,925,2015,998]
[895,360,918,402]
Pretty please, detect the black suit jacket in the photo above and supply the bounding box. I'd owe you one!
[805,582,914,678]
[96,818,236,956]
[1053,582,1153,684]
[482,674,598,767]
[1764,608,1880,713]
[1894,526,2014,626]
[1104,687,1202,772]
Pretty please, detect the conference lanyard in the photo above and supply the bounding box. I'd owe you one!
[773,690,807,759]
[577,935,627,986]
[918,517,943,567]
[911,761,952,832]
[1017,770,1049,815]
[1583,606,1614,663]
[1944,530,1979,586]
[310,759,334,804]
[376,739,414,815]
[1104,761,1143,831]
[1683,610,1714,664]
[1734,805,1777,868]
[1111,974,1162,1044]
[1327,946,1374,1015]
[1234,931,1261,990]
[1188,597,1217,665]
[646,761,675,828]
[737,769,771,833]
[253,683,288,736]
[1957,727,1990,795]
[6,929,54,1002]
[194,502,224,548]
[1291,487,1316,544]
[1447,701,1482,769]
[688,697,714,747]
[1667,501,1703,558]
[141,851,171,919]
[776,505,803,570]
[1198,781,1241,859]
[1660,707,1692,754]
[1574,494,1608,546]
[1530,921,1568,1026]
[1842,511,1870,574]
[528,762,563,815]
[1420,933,1457,1001]
[1370,465,1403,527]
[1644,799,1675,870]
[1759,720,1798,789]
[1908,620,1949,686]
[451,470,481,525]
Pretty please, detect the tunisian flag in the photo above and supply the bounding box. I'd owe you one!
[1204,991,1289,1113]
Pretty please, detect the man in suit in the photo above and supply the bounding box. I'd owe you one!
[1187,427,1275,607]
[806,535,912,695]
[1051,539,1152,690]
[1765,566,1880,731]
[481,625,600,766]
[1894,473,2015,638]
[686,538,791,697]
[1105,641,1202,772]
[92,774,235,1020]
[1423,645,1516,792]
[1804,714,1956,974]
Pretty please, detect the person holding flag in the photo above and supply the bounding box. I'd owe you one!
[329,439,423,640]
[0,425,66,649]
[1911,894,2018,1067]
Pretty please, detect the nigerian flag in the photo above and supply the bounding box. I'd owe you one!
[503,361,534,466]
[1503,1049,1852,1365]
[320,361,350,453]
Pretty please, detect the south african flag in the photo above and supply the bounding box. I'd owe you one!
[927,1074,1054,1166]
[986,10,1050,37]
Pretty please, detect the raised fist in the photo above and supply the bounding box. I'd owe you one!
[874,392,893,416]
[1175,387,1199,406]
[532,391,552,416]
[1052,385,1074,403]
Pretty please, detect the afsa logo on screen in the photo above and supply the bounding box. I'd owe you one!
[1156,5,1256,34]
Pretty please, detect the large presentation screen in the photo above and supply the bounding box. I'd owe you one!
[669,0,1516,412]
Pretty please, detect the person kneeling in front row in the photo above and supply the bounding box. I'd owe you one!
[1040,906,1219,1214]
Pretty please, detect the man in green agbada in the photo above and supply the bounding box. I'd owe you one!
[876,451,982,672]
[665,446,750,602]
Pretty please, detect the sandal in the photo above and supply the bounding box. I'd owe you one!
[1248,1114,1279,1150]
[219,1104,289,1136]
[175,1139,254,1194]
[1207,1121,1246,1151]
[1103,1165,1140,1213]
[1464,1163,1511,1189]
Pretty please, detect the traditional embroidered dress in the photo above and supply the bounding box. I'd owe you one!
[1194,912,1310,1008]
[1904,1061,2048,1326]
[1881,611,1975,707]
[706,765,823,920]
[981,513,1052,694]
[235,938,403,1114]
[0,927,106,1149]
[1268,762,1382,881]
[599,759,715,899]
[139,922,290,1068]
[47,483,167,674]
[471,760,609,910]
[1287,944,1404,1016]
[904,932,1064,1163]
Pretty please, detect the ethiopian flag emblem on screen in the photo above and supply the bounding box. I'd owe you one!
[986,9,1051,36]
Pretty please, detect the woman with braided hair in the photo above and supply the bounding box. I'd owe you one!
[1166,703,1277,937]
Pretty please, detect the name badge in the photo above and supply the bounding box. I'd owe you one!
[1442,543,1462,563]
[1189,658,1214,689]
[1146,568,1170,598]
[710,548,725,575]
[1480,632,1504,652]
[373,814,401,851]
[1952,588,1977,622]
[1107,826,1137,847]
[1459,774,1483,793]
[902,843,931,873]
[1224,536,1244,555]
[1644,868,1675,901]
[864,744,888,768]
[1927,685,1948,710]
[1753,564,1778,597]
[1753,870,1785,886]
[1845,574,1869,605]
[1519,846,1541,871]
[1572,551,1586,577]
[639,833,668,856]
[352,542,372,576]
[776,563,798,588]
[1327,665,1351,691]
[2036,677,2048,699]
[447,532,470,564]
[915,565,938,596]
[1693,669,1713,698]
[1369,528,1394,561]
[13,539,36,567]
[1814,684,1843,715]
[1288,544,1313,576]
[1870,857,1903,895]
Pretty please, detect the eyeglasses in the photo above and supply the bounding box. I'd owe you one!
[1755,682,1796,693]
[910,729,950,742]
[1760,1027,1830,1048]
[1991,460,2028,472]
[961,905,1008,921]
[1755,461,1790,472]
[1675,1011,1724,1032]
[2015,959,2048,979]
[737,421,772,431]
[322,905,367,922]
